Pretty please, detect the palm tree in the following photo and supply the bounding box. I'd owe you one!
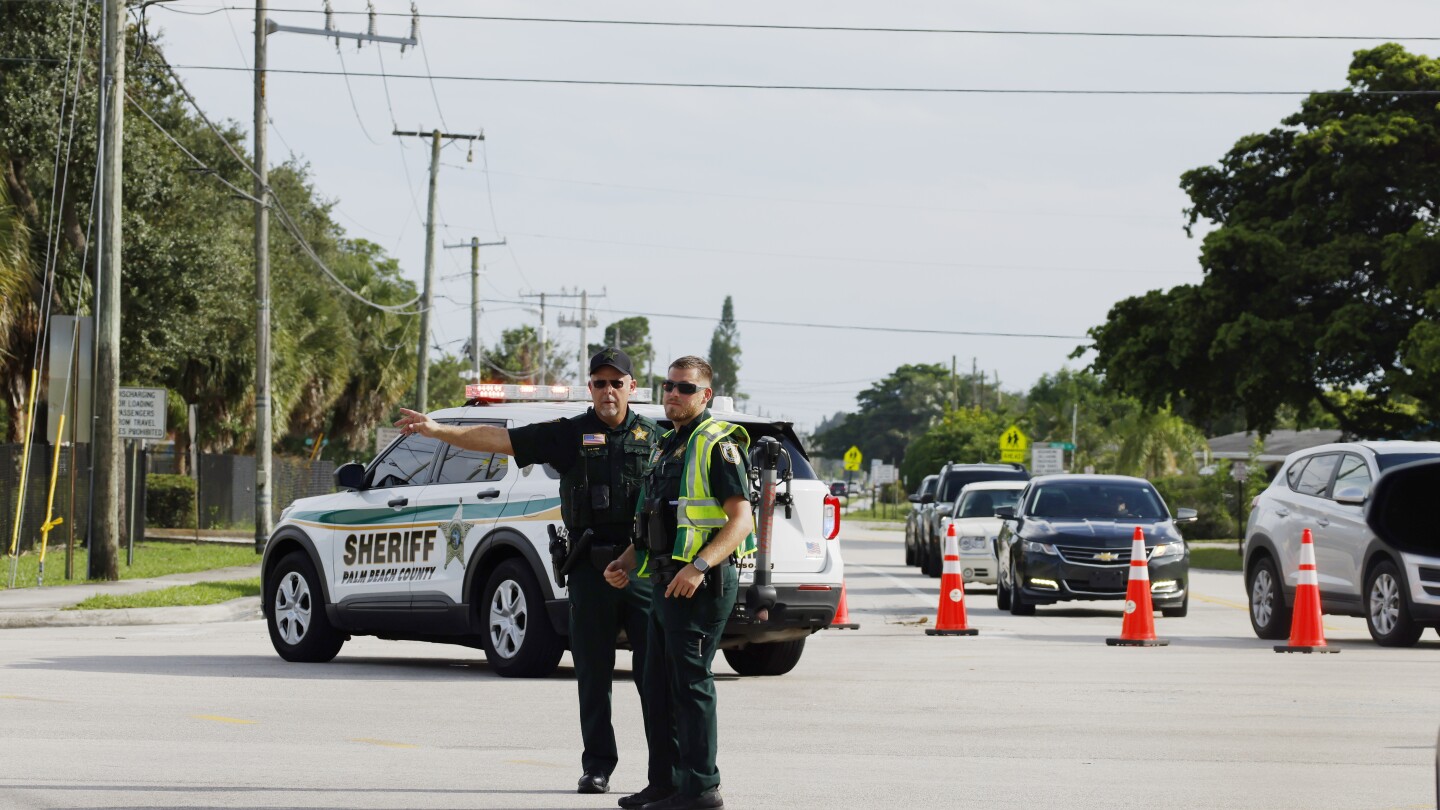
[0,175,40,442]
[1113,408,1206,480]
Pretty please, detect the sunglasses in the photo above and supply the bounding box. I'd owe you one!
[588,379,628,390]
[662,380,702,395]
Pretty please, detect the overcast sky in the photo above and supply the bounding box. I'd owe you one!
[145,0,1435,439]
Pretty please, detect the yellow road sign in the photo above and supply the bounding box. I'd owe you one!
[999,425,1028,464]
[843,445,863,471]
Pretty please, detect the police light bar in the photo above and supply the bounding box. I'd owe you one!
[466,383,653,404]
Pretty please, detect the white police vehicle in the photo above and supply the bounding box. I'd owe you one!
[260,384,845,678]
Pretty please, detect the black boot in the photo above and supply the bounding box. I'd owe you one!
[619,784,676,809]
[642,787,723,810]
[577,773,610,794]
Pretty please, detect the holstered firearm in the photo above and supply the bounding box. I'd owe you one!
[546,525,595,587]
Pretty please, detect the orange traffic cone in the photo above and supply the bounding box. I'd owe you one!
[831,581,860,629]
[1275,528,1339,654]
[926,523,978,636]
[1106,526,1169,647]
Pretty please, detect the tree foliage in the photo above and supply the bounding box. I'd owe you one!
[0,7,419,453]
[812,363,951,467]
[589,316,654,379]
[1087,45,1440,439]
[708,295,742,398]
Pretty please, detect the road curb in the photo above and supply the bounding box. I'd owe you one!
[0,597,261,629]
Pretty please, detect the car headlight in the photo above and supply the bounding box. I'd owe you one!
[1024,540,1058,556]
[959,535,987,552]
[278,504,294,523]
[1149,542,1183,560]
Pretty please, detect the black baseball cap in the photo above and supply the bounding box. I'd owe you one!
[589,347,634,377]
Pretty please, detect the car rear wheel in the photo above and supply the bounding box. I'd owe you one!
[923,539,941,578]
[266,552,344,663]
[1365,559,1424,647]
[904,530,916,566]
[722,638,806,676]
[1246,555,1291,640]
[480,558,564,677]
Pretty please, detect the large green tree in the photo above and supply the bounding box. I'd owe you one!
[1087,44,1440,439]
[588,315,654,379]
[708,296,742,399]
[812,362,951,469]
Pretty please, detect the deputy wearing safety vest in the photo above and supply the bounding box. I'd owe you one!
[395,348,665,798]
[606,355,755,810]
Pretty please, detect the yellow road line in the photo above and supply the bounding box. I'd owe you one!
[1196,593,1344,632]
[191,714,256,725]
[351,738,418,749]
[1,694,63,703]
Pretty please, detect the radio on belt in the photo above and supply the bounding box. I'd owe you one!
[744,436,792,622]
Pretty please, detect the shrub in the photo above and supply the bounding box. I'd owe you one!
[1154,471,1238,540]
[146,474,196,528]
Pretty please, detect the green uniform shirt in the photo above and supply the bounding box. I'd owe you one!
[509,407,660,535]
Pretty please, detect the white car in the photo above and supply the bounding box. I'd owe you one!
[260,388,844,678]
[938,481,1026,585]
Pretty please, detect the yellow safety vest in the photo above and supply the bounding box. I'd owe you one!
[637,417,757,575]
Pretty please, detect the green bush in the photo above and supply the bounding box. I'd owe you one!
[1154,471,1238,540]
[146,474,196,528]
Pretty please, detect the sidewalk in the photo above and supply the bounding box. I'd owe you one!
[0,564,262,629]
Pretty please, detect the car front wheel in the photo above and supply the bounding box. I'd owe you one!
[267,552,344,663]
[1161,591,1189,618]
[1366,559,1423,647]
[480,558,564,677]
[1246,555,1291,640]
[995,564,1012,611]
[1008,556,1035,616]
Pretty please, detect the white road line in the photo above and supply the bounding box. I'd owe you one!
[854,563,936,607]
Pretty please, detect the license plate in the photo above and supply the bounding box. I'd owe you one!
[1089,569,1127,589]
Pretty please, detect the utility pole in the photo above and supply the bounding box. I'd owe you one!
[90,0,126,580]
[254,5,417,552]
[972,357,979,410]
[394,128,484,410]
[444,236,505,382]
[950,355,957,412]
[559,289,605,381]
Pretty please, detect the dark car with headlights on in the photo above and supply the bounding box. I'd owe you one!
[995,475,1196,617]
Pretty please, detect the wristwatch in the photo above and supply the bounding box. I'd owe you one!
[692,556,711,574]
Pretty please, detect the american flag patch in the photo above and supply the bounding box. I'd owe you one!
[582,433,606,446]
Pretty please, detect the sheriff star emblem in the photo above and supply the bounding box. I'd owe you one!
[439,504,469,569]
[632,426,649,441]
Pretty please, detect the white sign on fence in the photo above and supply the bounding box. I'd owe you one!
[1031,446,1065,476]
[874,463,898,485]
[118,387,167,440]
[375,426,403,450]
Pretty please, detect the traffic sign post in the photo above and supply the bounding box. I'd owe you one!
[999,425,1028,464]
[118,388,166,440]
[843,446,863,471]
[1032,446,1065,475]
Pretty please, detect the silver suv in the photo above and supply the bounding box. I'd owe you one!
[1244,441,1440,646]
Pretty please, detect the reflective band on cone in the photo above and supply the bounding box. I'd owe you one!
[1106,526,1169,647]
[926,524,978,637]
[1275,528,1339,654]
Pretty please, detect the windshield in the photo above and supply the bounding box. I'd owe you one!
[1375,452,1440,472]
[1027,481,1168,520]
[939,468,1028,502]
[956,488,1020,518]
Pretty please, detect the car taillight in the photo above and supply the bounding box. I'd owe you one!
[823,495,841,540]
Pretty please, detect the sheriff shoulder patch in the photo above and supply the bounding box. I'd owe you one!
[720,442,742,464]
[582,433,606,446]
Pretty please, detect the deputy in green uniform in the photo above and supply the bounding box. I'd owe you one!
[394,349,665,797]
[606,355,755,810]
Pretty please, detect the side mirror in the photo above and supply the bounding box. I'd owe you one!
[334,461,366,491]
[994,506,1016,520]
[1334,487,1368,506]
[935,504,952,517]
[907,493,921,503]
[920,493,935,505]
[1174,507,1198,523]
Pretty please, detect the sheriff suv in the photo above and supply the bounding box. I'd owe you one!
[260,389,845,678]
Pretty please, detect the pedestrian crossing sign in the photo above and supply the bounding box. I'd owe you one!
[999,426,1028,464]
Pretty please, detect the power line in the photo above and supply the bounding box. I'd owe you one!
[485,298,1087,340]
[153,7,1440,42]
[160,63,1440,96]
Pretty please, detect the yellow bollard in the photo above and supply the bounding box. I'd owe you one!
[37,415,66,587]
[7,368,40,588]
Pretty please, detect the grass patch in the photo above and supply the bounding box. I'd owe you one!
[2,542,259,590]
[1190,547,1243,571]
[67,577,261,610]
[841,503,911,522]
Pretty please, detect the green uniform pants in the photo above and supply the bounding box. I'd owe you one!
[567,560,664,785]
[644,564,739,797]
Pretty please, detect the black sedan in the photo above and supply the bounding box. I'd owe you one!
[995,475,1196,617]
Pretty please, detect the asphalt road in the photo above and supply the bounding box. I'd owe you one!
[1,524,1435,810]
